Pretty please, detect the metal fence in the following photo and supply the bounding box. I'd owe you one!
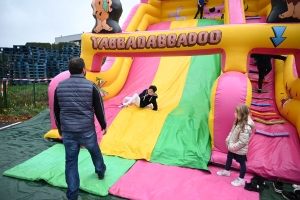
[0,45,80,113]
[0,79,49,113]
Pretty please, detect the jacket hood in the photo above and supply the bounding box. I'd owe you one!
[248,117,255,128]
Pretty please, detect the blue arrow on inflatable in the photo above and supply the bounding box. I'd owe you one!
[270,26,287,47]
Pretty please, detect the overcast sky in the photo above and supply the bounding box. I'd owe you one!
[0,0,140,47]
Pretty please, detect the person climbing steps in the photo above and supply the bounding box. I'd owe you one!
[250,54,286,93]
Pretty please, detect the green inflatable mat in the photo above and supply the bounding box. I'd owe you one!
[3,144,136,196]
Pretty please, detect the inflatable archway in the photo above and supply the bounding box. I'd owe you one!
[45,0,300,184]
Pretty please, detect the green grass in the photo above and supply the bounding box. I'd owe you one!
[0,83,48,121]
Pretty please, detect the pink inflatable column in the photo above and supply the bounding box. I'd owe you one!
[211,72,249,167]
[48,71,70,129]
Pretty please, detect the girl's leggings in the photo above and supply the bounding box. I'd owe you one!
[225,152,246,179]
[123,93,140,107]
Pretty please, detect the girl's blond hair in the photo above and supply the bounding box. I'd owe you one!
[235,104,250,131]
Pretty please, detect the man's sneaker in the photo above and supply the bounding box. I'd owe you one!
[294,189,300,196]
[231,178,245,187]
[281,191,300,200]
[98,173,105,180]
[293,184,300,189]
[273,178,284,193]
[216,170,230,176]
[98,164,106,180]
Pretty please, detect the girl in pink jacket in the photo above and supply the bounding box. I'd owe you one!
[217,104,255,187]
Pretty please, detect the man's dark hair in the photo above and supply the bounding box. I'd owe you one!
[149,85,157,92]
[68,57,85,74]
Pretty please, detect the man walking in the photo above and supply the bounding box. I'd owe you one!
[194,0,205,19]
[54,57,107,200]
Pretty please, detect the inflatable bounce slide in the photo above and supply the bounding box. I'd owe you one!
[4,0,300,199]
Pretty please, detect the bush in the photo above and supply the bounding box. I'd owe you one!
[25,42,78,51]
[26,42,52,50]
[52,42,77,50]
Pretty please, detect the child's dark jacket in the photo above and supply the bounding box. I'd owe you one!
[139,89,158,110]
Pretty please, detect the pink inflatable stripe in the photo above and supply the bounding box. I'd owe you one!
[109,160,259,200]
[227,0,244,24]
[252,96,271,100]
[292,59,298,78]
[251,99,272,103]
[250,107,274,112]
[121,4,142,31]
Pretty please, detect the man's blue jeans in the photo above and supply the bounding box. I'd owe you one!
[63,129,105,200]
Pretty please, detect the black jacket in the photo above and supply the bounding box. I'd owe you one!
[139,89,158,111]
[251,54,286,68]
[54,74,106,132]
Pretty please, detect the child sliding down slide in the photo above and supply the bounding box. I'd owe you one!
[119,85,158,111]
